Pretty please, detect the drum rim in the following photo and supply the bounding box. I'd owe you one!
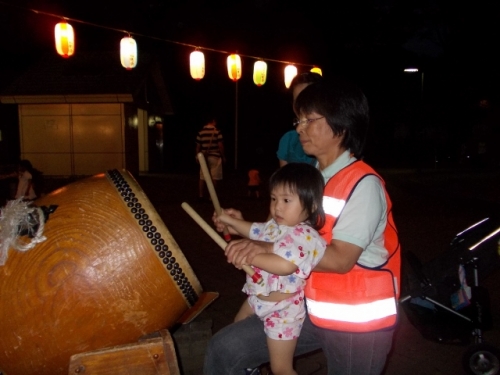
[106,169,203,307]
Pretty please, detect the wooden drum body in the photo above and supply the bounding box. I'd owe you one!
[0,170,203,375]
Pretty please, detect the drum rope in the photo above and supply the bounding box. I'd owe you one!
[0,198,47,266]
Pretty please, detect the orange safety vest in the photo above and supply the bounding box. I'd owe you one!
[305,160,401,332]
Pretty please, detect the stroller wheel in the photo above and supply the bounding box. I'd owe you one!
[462,343,500,375]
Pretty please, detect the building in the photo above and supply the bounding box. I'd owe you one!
[0,51,173,177]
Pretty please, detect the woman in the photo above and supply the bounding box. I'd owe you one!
[204,77,401,375]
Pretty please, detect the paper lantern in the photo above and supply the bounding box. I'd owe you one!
[253,60,267,86]
[227,54,242,81]
[120,36,138,70]
[284,65,298,88]
[54,21,75,58]
[310,67,323,76]
[190,51,205,80]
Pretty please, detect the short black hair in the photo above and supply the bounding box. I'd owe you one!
[290,72,323,89]
[294,77,370,158]
[268,163,325,230]
[200,111,216,126]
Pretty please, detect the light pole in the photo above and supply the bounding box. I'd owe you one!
[404,67,434,168]
[403,68,424,102]
[234,78,238,170]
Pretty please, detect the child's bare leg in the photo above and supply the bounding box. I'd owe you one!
[234,298,254,322]
[267,337,297,375]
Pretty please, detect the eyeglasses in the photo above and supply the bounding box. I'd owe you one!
[293,117,324,128]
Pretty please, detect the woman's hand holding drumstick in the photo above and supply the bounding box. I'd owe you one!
[181,202,263,285]
[197,152,231,241]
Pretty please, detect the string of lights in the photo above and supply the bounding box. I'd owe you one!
[0,1,322,86]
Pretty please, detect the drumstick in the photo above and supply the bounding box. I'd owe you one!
[181,202,263,285]
[197,152,231,241]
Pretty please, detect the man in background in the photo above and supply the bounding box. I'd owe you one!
[196,116,225,201]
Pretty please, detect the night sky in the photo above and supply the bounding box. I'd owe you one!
[1,0,500,172]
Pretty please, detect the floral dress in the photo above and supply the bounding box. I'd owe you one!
[243,219,326,340]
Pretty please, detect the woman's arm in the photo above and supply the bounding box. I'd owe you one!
[225,234,356,274]
[224,238,273,269]
[224,239,297,275]
[314,239,362,274]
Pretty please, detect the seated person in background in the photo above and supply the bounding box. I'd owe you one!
[0,159,40,201]
[15,160,38,200]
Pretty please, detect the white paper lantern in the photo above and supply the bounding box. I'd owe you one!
[120,36,138,70]
[284,65,298,88]
[190,51,205,80]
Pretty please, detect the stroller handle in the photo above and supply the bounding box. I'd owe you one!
[468,227,500,251]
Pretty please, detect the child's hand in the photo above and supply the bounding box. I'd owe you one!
[212,208,242,231]
[212,209,246,237]
[212,212,225,232]
[217,212,231,225]
[212,210,231,232]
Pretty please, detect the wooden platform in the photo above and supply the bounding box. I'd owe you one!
[68,330,180,375]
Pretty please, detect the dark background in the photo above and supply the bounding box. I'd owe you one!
[1,0,500,174]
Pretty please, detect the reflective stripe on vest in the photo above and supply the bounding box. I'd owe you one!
[306,296,397,323]
[322,196,345,218]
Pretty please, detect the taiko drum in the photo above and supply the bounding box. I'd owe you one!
[0,170,203,375]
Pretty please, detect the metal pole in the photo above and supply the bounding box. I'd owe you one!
[421,72,424,103]
[420,72,434,168]
[234,79,238,170]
